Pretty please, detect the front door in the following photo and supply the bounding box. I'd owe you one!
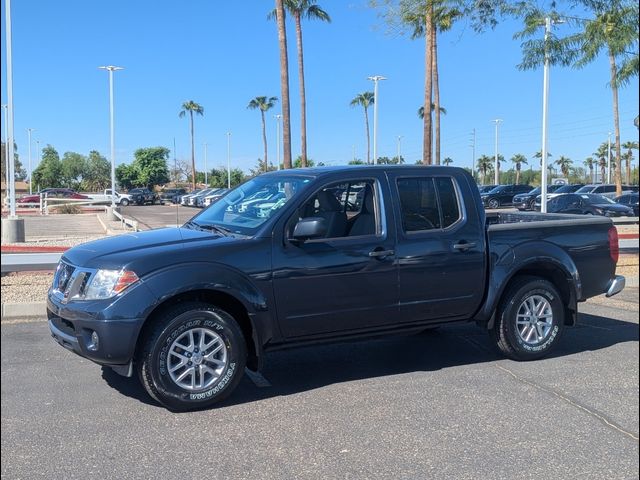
[271,175,399,339]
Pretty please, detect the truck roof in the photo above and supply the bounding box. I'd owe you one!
[261,165,463,178]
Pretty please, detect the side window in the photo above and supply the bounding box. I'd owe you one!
[294,179,379,239]
[605,185,616,193]
[397,178,441,232]
[594,186,604,193]
[435,177,461,228]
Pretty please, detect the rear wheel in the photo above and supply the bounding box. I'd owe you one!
[490,276,564,360]
[137,302,247,411]
[120,198,130,206]
[529,199,536,210]
[488,198,500,209]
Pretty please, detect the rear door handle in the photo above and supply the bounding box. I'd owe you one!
[369,249,395,258]
[453,242,476,252]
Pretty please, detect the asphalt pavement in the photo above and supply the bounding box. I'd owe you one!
[120,204,197,230]
[1,289,638,479]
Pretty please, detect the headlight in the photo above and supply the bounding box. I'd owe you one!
[83,269,139,300]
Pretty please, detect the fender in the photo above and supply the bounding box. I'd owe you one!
[139,261,277,357]
[474,240,581,327]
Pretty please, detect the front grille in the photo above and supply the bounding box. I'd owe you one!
[54,262,75,293]
[52,262,94,302]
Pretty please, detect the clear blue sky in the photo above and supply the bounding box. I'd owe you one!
[1,0,638,176]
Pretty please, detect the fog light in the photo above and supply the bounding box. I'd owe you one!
[88,331,99,351]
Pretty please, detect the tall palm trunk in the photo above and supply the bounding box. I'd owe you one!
[422,6,433,165]
[608,49,623,195]
[294,13,308,168]
[431,24,441,165]
[189,111,196,190]
[515,164,521,185]
[600,160,606,183]
[589,165,594,183]
[364,107,371,165]
[261,110,268,172]
[275,0,292,169]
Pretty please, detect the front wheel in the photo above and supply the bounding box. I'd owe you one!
[120,198,130,206]
[137,302,247,411]
[490,276,564,361]
[488,198,500,209]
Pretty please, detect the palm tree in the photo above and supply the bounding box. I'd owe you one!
[622,140,638,182]
[271,1,330,168]
[510,154,528,184]
[178,100,204,190]
[417,104,447,118]
[555,155,573,178]
[533,150,552,167]
[569,1,638,196]
[274,0,293,169]
[350,92,375,165]
[594,141,611,183]
[442,157,453,166]
[248,96,279,172]
[583,157,595,183]
[476,155,494,185]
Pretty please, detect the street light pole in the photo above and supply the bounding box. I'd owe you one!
[226,132,231,189]
[2,105,7,192]
[493,119,502,185]
[203,142,208,186]
[397,135,403,163]
[98,65,123,209]
[27,128,34,194]
[368,75,386,165]
[470,128,476,174]
[275,114,282,171]
[5,0,17,218]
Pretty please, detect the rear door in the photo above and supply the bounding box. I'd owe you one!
[387,172,486,323]
[271,173,399,338]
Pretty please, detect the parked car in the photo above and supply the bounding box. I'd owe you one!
[86,189,133,206]
[180,189,202,206]
[478,185,497,194]
[17,188,89,207]
[160,188,187,204]
[615,193,639,216]
[480,184,533,209]
[185,188,216,207]
[128,188,162,206]
[541,193,635,217]
[202,189,229,207]
[575,184,639,199]
[48,166,625,411]
[513,184,563,211]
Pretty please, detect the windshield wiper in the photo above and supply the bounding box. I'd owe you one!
[194,223,234,236]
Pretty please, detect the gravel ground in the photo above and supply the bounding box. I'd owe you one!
[3,235,106,247]
[1,272,54,303]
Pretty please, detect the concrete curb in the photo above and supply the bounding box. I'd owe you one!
[1,302,47,319]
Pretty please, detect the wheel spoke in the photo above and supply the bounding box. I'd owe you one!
[176,367,194,383]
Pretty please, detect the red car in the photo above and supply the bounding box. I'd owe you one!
[17,188,89,206]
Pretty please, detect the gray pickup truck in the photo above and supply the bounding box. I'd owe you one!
[48,166,625,411]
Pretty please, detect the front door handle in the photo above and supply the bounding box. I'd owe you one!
[453,242,476,252]
[369,249,395,258]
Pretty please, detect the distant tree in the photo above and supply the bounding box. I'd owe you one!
[115,164,138,191]
[248,96,279,172]
[32,145,62,189]
[622,141,638,182]
[249,159,277,178]
[377,156,404,165]
[350,92,375,164]
[348,159,366,165]
[61,152,87,189]
[510,153,528,184]
[1,141,26,181]
[555,155,573,177]
[83,151,111,191]
[179,100,204,190]
[595,142,609,183]
[583,157,596,183]
[533,150,552,167]
[417,104,447,118]
[476,154,494,185]
[133,147,170,188]
[169,159,192,184]
[293,155,315,168]
[442,157,453,166]
[208,167,246,188]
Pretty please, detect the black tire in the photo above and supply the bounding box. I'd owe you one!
[488,198,500,209]
[137,302,247,411]
[490,276,564,361]
[529,199,536,211]
[120,198,129,207]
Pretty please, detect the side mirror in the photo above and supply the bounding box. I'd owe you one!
[291,217,327,242]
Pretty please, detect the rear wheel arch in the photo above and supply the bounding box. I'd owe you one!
[137,289,260,371]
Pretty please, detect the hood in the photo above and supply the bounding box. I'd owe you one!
[62,227,233,270]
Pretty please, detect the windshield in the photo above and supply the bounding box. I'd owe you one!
[487,186,506,194]
[575,186,595,194]
[583,194,615,205]
[555,184,581,193]
[188,175,311,235]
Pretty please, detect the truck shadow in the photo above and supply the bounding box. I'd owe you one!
[100,312,638,410]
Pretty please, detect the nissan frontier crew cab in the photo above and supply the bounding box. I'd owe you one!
[48,166,625,411]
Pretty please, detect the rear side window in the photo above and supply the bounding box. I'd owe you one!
[397,177,462,232]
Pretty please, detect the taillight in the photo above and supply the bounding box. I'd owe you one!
[608,226,619,264]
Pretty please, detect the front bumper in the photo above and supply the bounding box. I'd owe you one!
[605,275,625,297]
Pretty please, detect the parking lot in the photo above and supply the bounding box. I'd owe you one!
[1,289,637,479]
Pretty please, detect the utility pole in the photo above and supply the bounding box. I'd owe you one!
[203,142,208,186]
[368,75,386,165]
[2,105,8,191]
[226,132,231,189]
[470,128,476,174]
[397,135,403,163]
[98,65,124,210]
[493,119,503,185]
[27,128,35,194]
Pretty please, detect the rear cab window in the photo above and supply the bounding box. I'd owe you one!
[396,176,462,233]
